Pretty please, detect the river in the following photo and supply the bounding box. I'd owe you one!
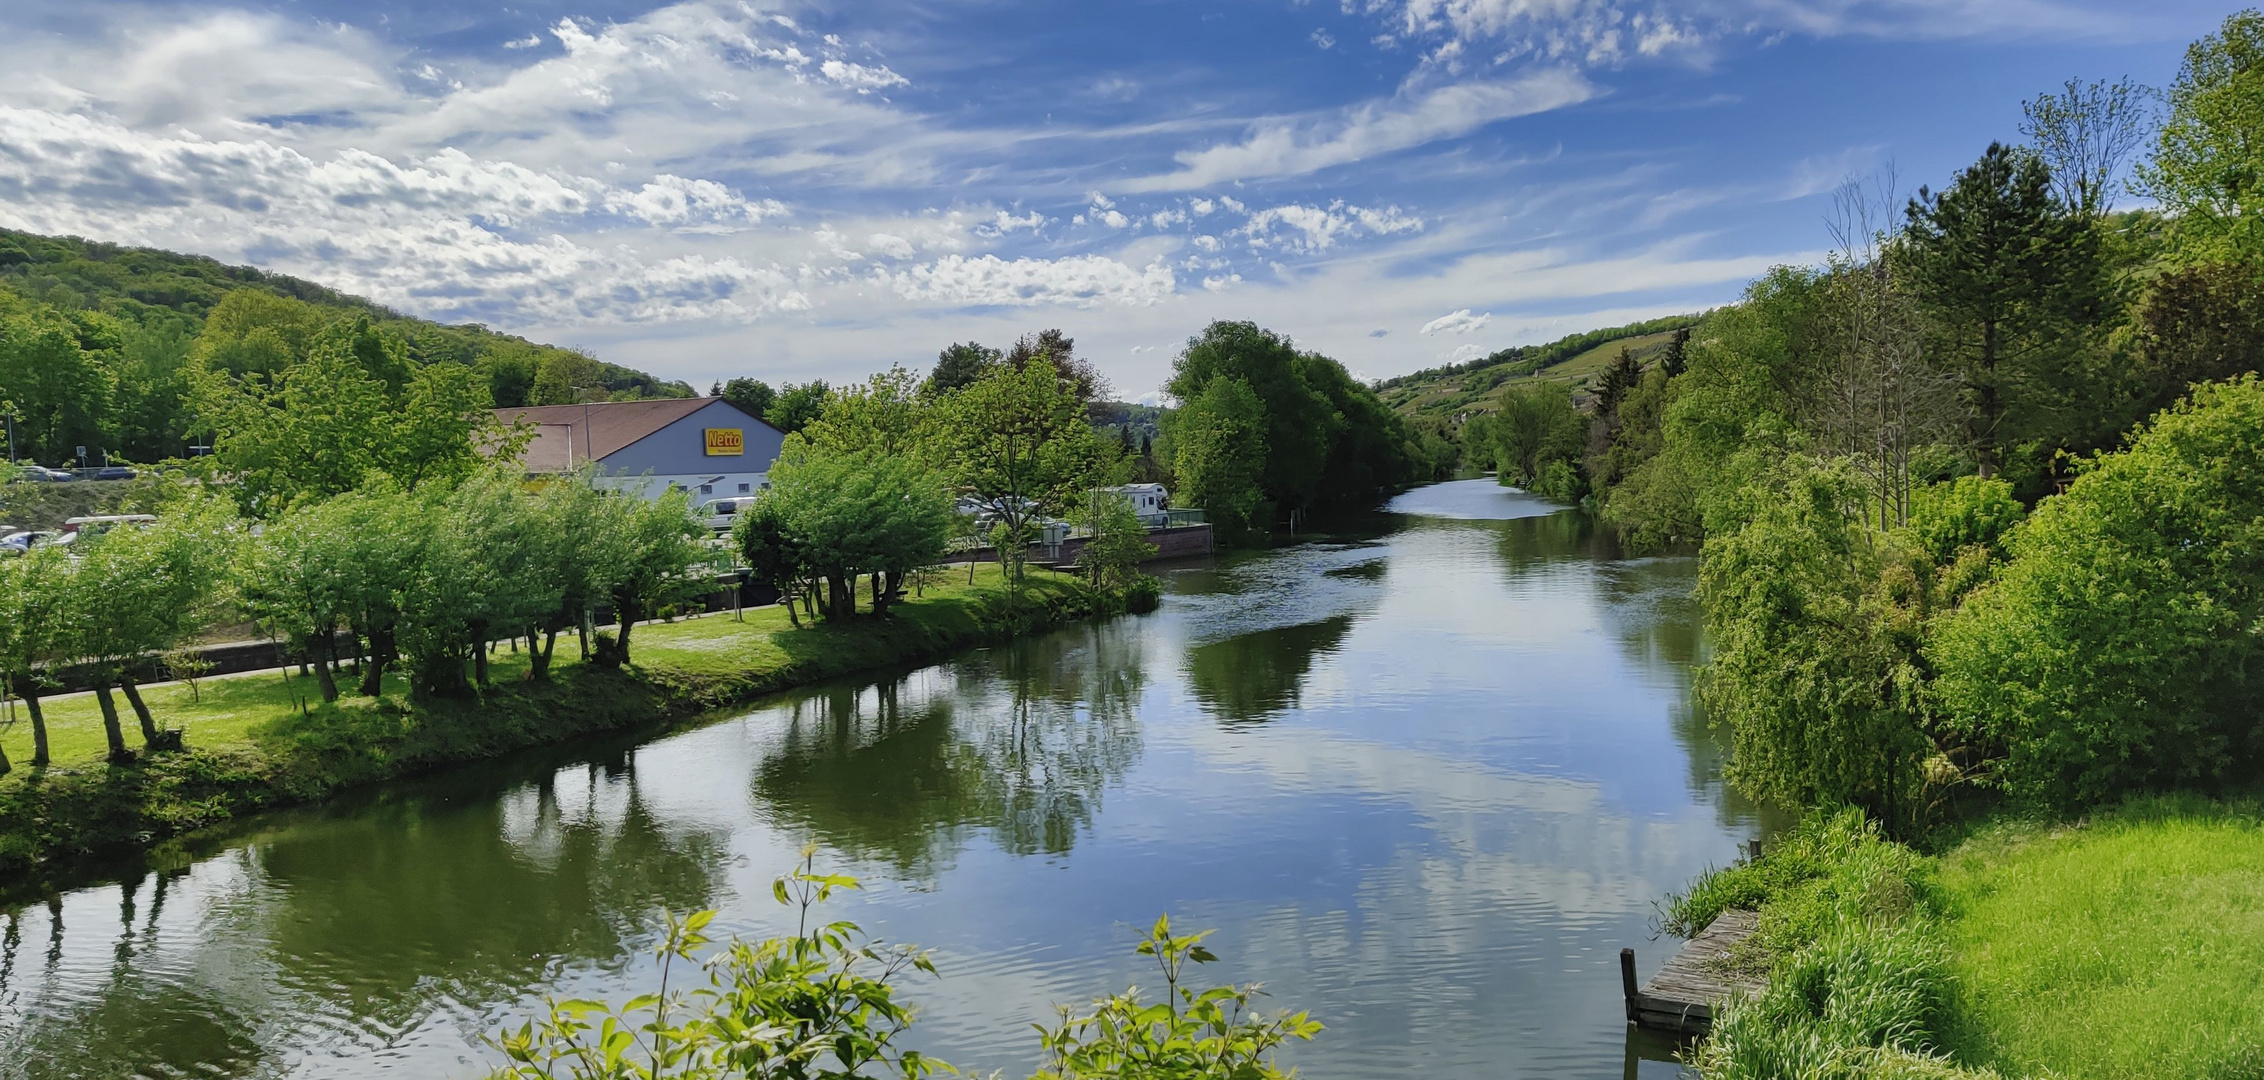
[0,479,1760,1079]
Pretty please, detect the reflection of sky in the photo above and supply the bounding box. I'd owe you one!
[0,481,1745,1080]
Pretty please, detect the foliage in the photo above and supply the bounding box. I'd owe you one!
[0,545,75,768]
[1695,459,1940,825]
[590,489,712,669]
[1929,376,2264,813]
[2020,77,2156,217]
[489,850,947,1080]
[765,382,832,436]
[1035,915,1322,1080]
[1166,376,1267,542]
[933,358,1102,553]
[928,342,1002,398]
[2139,9,2264,262]
[1073,492,1158,596]
[1469,382,1587,499]
[1374,312,1707,392]
[1903,476,2024,564]
[1901,142,2107,480]
[798,367,929,458]
[2129,261,2264,416]
[1669,809,1984,1080]
[718,378,777,423]
[1005,328,1109,405]
[64,497,240,754]
[758,442,954,620]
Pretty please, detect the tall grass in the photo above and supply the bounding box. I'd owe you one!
[1668,809,1996,1079]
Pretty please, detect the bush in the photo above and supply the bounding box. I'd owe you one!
[1930,376,2264,813]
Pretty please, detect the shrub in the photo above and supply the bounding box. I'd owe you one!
[1930,376,2264,813]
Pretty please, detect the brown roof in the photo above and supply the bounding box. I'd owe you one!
[494,398,716,471]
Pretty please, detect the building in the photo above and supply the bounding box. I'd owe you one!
[493,398,786,502]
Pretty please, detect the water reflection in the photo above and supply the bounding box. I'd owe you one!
[0,480,1758,1080]
[1183,615,1357,723]
[757,621,1147,873]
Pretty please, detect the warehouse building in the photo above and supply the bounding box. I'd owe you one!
[493,398,786,502]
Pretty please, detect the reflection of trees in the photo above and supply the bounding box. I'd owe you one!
[754,620,1147,876]
[247,759,732,1032]
[1182,614,1356,724]
[1,874,272,1080]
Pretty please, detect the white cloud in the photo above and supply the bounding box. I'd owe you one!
[1421,308,1492,335]
[819,59,909,93]
[1446,342,1486,362]
[606,174,787,227]
[976,209,1047,236]
[1239,201,1423,253]
[1312,28,1339,49]
[878,254,1176,307]
[1122,69,1594,190]
[867,232,917,259]
[505,34,543,49]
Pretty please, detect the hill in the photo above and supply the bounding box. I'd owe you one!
[0,229,690,465]
[1378,314,1705,421]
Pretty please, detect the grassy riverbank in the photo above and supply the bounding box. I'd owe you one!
[0,565,1109,894]
[1668,798,2264,1079]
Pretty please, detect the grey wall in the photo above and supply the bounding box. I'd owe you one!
[599,400,785,478]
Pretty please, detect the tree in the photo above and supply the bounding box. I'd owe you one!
[719,377,777,422]
[2022,77,2155,217]
[1696,458,1936,826]
[926,343,1000,399]
[1485,383,1586,493]
[766,381,831,435]
[732,496,814,627]
[1167,322,1334,526]
[759,444,953,620]
[931,359,1102,573]
[0,311,113,466]
[2139,11,2264,261]
[800,367,929,457]
[1073,492,1157,596]
[528,350,605,406]
[1902,142,2105,478]
[246,497,367,703]
[1931,376,2264,813]
[1167,376,1267,541]
[589,489,710,669]
[0,545,75,769]
[68,500,238,756]
[1006,329,1109,404]
[2131,262,2264,416]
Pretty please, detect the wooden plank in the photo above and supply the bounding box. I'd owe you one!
[1626,908,1766,1035]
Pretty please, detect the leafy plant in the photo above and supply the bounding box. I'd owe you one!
[489,846,947,1080]
[1033,915,1321,1080]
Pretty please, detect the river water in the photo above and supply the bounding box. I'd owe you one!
[0,479,1759,1079]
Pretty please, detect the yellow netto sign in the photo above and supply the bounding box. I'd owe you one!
[704,428,745,456]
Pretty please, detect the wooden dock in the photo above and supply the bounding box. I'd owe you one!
[1620,908,1767,1034]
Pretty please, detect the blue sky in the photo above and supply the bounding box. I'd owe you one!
[0,0,2237,399]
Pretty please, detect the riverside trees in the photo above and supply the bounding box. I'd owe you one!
[1583,11,2264,824]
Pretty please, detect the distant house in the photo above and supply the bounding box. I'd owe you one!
[493,398,786,502]
[1105,483,1171,527]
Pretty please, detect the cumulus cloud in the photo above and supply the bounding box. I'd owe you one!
[1122,69,1594,190]
[879,254,1176,307]
[819,59,909,93]
[1239,201,1423,253]
[1421,309,1492,335]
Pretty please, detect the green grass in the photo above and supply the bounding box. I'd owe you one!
[1387,329,1685,420]
[1,563,1052,770]
[1937,797,2264,1080]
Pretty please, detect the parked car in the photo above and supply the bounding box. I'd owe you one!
[702,498,747,533]
[92,466,138,481]
[16,465,75,483]
[62,514,157,541]
[0,530,40,554]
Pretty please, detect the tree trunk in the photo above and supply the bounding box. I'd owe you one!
[312,643,339,703]
[21,681,50,768]
[360,626,395,697]
[473,636,490,688]
[119,678,162,747]
[827,571,853,620]
[94,680,130,762]
[532,629,557,680]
